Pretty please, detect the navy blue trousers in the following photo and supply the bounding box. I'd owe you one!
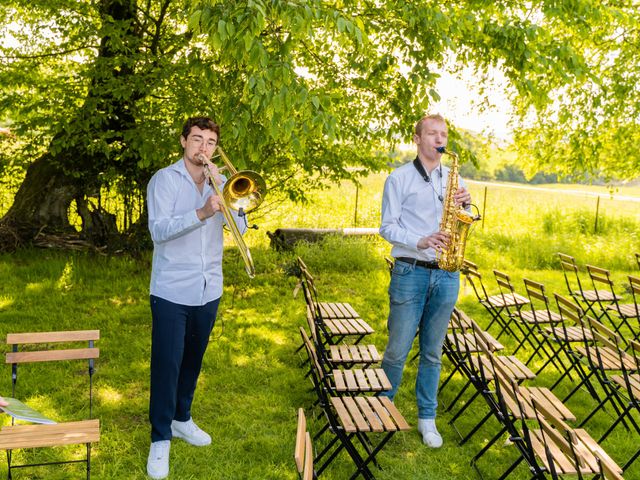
[149,295,220,442]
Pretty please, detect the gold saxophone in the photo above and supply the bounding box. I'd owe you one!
[436,147,480,272]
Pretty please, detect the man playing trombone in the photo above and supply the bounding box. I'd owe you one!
[146,116,247,479]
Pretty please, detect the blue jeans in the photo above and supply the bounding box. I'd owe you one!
[381,261,459,419]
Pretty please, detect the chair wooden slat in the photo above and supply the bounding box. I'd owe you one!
[6,330,100,345]
[295,409,306,473]
[355,397,384,432]
[330,397,357,433]
[0,420,100,450]
[377,396,411,430]
[6,348,100,364]
[341,397,370,432]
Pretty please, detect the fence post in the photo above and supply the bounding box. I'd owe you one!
[481,186,488,229]
[353,182,359,227]
[594,195,600,233]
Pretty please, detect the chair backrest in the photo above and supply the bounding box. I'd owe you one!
[557,252,586,296]
[629,275,640,315]
[295,408,314,480]
[551,294,584,346]
[299,327,328,404]
[493,269,522,314]
[530,397,582,476]
[586,264,617,302]
[6,330,100,417]
[463,267,491,305]
[462,259,479,274]
[523,278,554,321]
[581,315,623,373]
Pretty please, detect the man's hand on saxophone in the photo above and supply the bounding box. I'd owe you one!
[453,187,471,208]
[417,231,451,251]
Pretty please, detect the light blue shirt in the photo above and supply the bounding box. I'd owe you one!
[147,158,246,306]
[380,160,466,262]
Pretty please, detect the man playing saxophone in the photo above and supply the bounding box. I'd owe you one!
[379,114,471,448]
[146,117,247,479]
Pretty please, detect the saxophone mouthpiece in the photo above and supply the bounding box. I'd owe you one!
[436,147,446,154]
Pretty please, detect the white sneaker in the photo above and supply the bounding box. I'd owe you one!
[171,418,211,446]
[147,440,170,479]
[417,418,443,448]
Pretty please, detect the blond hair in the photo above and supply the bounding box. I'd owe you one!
[414,114,447,136]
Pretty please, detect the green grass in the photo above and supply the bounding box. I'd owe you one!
[0,175,639,479]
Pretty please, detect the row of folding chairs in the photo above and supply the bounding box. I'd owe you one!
[559,253,640,343]
[440,308,626,479]
[462,257,640,369]
[294,257,410,479]
[459,259,639,476]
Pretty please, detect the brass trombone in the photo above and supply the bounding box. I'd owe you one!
[199,147,266,278]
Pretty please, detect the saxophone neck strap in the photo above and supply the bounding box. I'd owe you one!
[412,157,442,183]
[413,157,443,202]
[412,157,430,183]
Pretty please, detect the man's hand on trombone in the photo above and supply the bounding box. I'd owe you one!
[197,194,224,221]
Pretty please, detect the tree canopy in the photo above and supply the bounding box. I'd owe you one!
[0,0,637,249]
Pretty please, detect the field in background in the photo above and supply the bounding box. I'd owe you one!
[0,174,638,479]
[254,172,640,270]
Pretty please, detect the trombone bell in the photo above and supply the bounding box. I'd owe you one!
[223,170,266,213]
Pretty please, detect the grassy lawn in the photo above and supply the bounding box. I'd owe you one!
[0,175,639,479]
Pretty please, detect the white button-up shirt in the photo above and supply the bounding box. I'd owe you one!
[147,158,246,306]
[380,160,466,262]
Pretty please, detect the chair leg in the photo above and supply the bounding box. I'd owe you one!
[470,425,507,466]
[498,455,524,480]
[445,381,473,413]
[87,442,91,480]
[6,450,12,480]
[622,447,640,472]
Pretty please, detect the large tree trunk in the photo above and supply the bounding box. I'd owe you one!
[0,0,142,251]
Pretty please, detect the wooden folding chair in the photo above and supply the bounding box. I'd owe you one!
[492,269,534,351]
[585,265,634,341]
[0,330,100,480]
[300,327,391,398]
[304,309,381,370]
[294,408,315,480]
[460,322,569,453]
[517,278,568,374]
[576,315,639,432]
[604,338,640,472]
[557,253,617,321]
[297,257,374,346]
[545,294,597,402]
[526,397,623,480]
[462,261,528,339]
[301,334,410,479]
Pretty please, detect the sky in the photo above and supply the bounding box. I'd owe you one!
[431,68,514,141]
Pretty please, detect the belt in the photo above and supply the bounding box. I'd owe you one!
[395,257,440,270]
